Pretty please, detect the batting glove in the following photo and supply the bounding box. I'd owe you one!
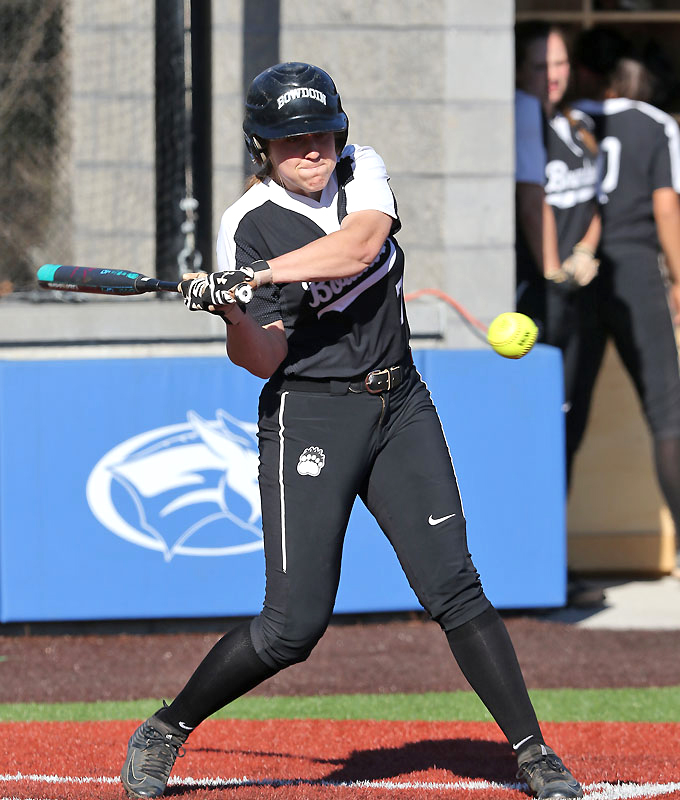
[544,267,578,291]
[180,260,273,311]
[179,272,212,311]
[561,243,599,287]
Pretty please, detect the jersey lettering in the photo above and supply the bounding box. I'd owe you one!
[545,159,597,195]
[600,135,622,196]
[545,158,598,210]
[302,240,390,309]
[303,269,369,308]
[300,240,396,319]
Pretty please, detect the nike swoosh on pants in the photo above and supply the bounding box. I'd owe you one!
[428,513,456,526]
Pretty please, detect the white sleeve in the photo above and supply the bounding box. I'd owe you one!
[657,106,680,192]
[515,90,547,185]
[216,213,236,272]
[342,145,398,219]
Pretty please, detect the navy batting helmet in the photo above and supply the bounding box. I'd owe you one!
[243,62,349,166]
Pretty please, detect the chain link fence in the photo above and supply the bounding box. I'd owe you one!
[0,0,71,295]
[0,0,194,301]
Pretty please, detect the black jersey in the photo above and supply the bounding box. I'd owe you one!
[573,98,680,253]
[544,111,599,261]
[216,145,409,380]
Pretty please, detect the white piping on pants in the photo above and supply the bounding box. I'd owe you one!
[278,391,288,573]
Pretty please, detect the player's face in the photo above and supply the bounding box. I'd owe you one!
[268,132,337,200]
[546,33,570,107]
[517,32,570,112]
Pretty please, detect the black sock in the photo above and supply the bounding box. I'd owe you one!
[157,621,277,731]
[445,607,544,755]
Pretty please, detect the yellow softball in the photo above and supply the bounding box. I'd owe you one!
[487,312,538,359]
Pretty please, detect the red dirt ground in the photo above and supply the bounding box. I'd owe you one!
[2,614,680,799]
[1,614,679,703]
[3,720,680,799]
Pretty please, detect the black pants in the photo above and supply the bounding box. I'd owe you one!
[573,249,680,444]
[517,277,584,463]
[520,248,680,527]
[162,367,543,748]
[250,366,491,670]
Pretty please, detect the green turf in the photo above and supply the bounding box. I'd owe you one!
[1,686,678,723]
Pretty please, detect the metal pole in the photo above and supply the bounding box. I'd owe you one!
[242,0,280,179]
[191,0,212,273]
[155,0,186,283]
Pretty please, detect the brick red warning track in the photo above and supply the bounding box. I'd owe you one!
[2,720,680,799]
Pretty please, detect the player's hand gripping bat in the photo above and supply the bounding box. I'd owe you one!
[178,261,272,311]
[36,264,256,304]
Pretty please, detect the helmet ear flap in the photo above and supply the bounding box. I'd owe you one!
[334,98,348,153]
[253,135,268,165]
[245,133,268,166]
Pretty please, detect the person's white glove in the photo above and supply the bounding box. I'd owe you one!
[560,243,600,287]
[544,267,572,284]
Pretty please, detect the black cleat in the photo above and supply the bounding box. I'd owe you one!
[516,743,583,799]
[121,710,188,798]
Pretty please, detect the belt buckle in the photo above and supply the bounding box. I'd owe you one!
[365,368,390,394]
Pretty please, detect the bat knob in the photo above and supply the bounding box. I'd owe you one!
[234,283,254,304]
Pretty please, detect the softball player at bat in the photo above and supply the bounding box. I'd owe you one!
[121,62,583,800]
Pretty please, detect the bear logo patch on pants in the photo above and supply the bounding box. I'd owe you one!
[297,446,326,476]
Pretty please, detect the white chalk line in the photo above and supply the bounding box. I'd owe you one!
[1,773,680,798]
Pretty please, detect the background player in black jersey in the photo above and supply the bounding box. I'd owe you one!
[120,62,583,800]
[515,22,606,608]
[515,22,601,481]
[571,27,680,577]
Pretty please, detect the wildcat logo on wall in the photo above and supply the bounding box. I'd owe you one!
[86,410,262,561]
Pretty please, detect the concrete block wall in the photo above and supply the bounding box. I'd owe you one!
[69,0,156,272]
[211,2,246,246]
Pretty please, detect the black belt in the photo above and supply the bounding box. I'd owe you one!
[279,361,411,395]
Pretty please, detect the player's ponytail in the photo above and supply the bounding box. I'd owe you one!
[608,57,655,103]
[562,108,599,158]
[244,145,274,192]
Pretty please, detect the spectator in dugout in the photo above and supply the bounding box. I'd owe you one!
[571,26,680,577]
[514,21,607,607]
